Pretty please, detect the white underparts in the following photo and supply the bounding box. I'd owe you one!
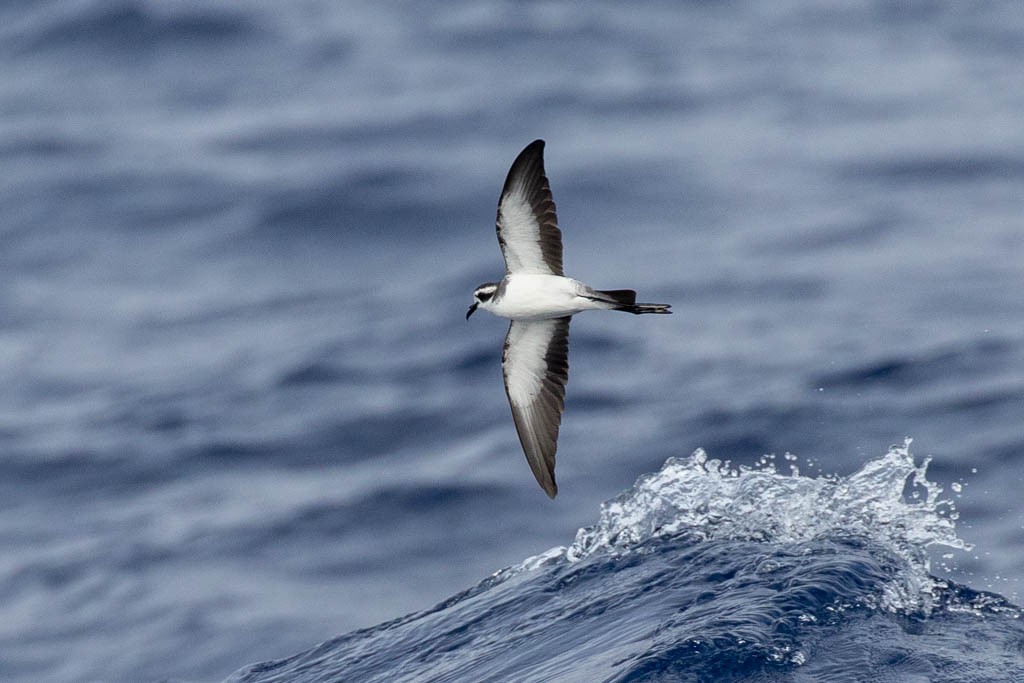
[481,274,611,321]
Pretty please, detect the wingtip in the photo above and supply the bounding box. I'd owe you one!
[516,139,545,162]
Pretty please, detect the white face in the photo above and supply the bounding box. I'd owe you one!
[467,282,499,319]
[474,284,498,305]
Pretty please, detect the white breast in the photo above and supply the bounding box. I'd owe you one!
[490,274,591,321]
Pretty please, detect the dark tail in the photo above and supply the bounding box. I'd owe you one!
[592,289,672,315]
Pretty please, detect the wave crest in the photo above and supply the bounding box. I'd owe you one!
[561,440,968,613]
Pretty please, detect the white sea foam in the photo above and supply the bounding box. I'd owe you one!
[517,440,970,613]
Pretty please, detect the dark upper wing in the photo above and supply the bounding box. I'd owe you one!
[501,317,570,498]
[495,139,564,276]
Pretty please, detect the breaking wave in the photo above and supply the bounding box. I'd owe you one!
[228,442,1022,683]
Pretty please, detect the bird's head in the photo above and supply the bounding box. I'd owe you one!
[466,282,499,319]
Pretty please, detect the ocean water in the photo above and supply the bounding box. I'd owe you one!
[1,1,1022,681]
[229,446,1024,683]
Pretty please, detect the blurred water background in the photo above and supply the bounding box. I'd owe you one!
[1,1,1022,681]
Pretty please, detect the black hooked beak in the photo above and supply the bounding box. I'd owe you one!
[466,302,478,320]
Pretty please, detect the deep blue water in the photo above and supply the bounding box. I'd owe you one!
[1,1,1022,682]
[229,449,1024,683]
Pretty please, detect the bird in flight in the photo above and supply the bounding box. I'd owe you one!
[466,140,671,498]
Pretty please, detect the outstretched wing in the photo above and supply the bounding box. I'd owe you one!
[495,140,564,276]
[502,317,570,498]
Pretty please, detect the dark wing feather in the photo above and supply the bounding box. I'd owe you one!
[495,140,564,276]
[501,317,570,498]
